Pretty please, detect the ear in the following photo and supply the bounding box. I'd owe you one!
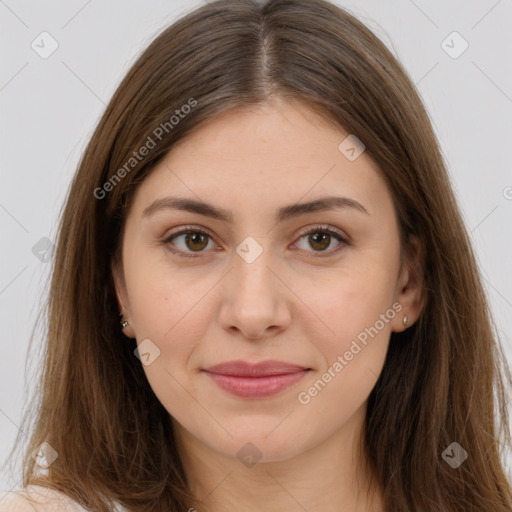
[391,234,426,333]
[111,257,136,339]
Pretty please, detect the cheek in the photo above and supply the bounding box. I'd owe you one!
[294,283,394,441]
[125,242,215,338]
[295,263,397,405]
[301,262,397,345]
[129,280,211,425]
[125,264,223,408]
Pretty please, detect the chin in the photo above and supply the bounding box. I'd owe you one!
[202,424,314,465]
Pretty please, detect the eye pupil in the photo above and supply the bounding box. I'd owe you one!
[309,232,330,251]
[186,232,208,251]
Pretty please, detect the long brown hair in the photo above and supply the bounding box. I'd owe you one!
[6,0,511,510]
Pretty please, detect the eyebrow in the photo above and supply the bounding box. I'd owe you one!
[142,195,369,222]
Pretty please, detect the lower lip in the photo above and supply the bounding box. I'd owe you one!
[203,370,310,398]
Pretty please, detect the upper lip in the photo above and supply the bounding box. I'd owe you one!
[202,360,310,377]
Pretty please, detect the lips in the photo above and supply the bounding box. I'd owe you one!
[202,360,311,398]
[203,360,310,376]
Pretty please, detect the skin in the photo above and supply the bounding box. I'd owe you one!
[112,96,424,512]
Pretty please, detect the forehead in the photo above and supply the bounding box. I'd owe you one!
[129,98,391,222]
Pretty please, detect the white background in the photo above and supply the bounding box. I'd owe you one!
[1,0,511,493]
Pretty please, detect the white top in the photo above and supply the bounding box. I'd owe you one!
[0,485,127,511]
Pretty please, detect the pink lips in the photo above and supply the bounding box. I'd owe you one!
[202,360,311,398]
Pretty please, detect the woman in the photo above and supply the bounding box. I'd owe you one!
[2,0,511,510]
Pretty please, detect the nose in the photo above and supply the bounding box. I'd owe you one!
[217,241,292,341]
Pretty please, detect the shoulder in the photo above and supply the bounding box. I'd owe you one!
[0,485,91,511]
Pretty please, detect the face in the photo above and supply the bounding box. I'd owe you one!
[112,97,422,464]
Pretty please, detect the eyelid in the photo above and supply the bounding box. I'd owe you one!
[161,223,350,258]
[163,224,212,239]
[294,223,347,241]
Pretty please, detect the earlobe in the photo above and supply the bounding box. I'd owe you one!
[110,259,136,339]
[392,235,426,333]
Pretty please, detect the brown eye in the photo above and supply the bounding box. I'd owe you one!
[162,224,349,259]
[294,226,349,256]
[183,232,209,251]
[162,228,215,257]
[308,232,332,251]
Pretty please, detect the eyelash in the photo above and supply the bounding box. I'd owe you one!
[160,224,350,259]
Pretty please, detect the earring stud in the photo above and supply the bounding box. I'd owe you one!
[119,311,129,329]
[403,315,409,327]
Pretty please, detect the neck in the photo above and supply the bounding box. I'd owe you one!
[173,404,384,512]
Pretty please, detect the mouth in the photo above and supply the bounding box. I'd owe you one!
[201,360,312,398]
